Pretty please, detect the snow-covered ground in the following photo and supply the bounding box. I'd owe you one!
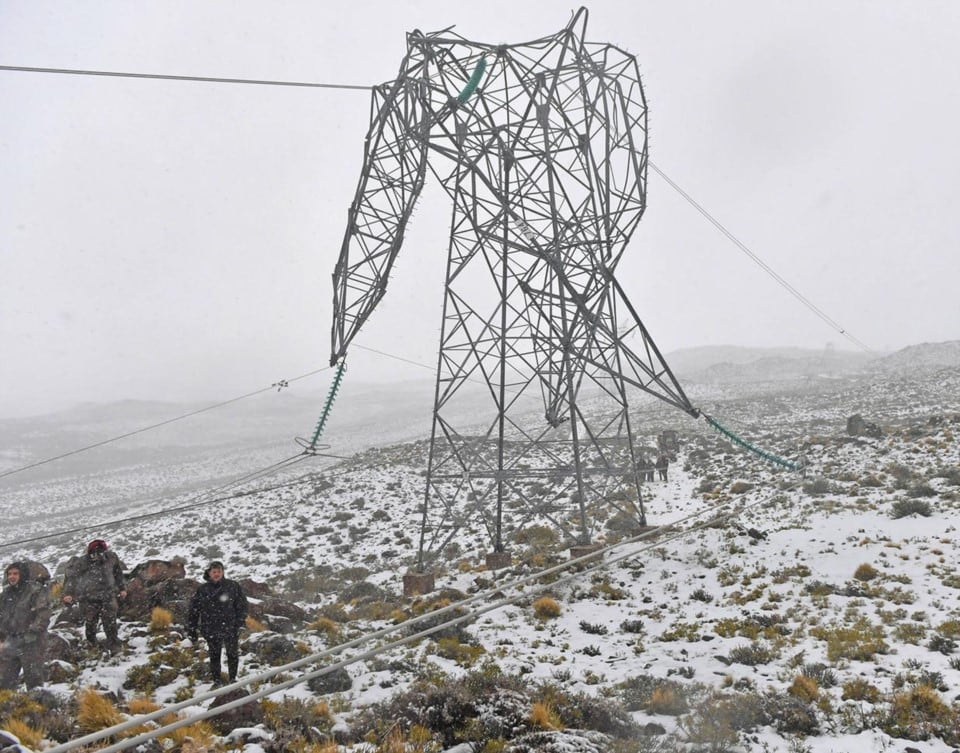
[1,346,959,752]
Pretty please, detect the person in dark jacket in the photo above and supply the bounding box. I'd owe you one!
[62,539,127,653]
[656,453,669,482]
[0,562,51,689]
[187,561,248,685]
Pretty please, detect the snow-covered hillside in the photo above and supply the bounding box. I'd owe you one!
[1,345,959,752]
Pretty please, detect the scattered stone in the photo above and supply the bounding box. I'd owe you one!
[245,634,302,665]
[307,667,352,694]
[208,688,264,734]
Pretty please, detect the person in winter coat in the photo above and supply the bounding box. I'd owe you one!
[656,453,669,482]
[187,561,248,686]
[0,562,51,689]
[62,539,127,653]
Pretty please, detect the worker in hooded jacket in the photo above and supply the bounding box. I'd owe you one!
[0,562,51,689]
[187,560,248,686]
[62,539,127,653]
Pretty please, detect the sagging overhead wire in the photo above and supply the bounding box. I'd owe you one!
[0,64,372,91]
[648,160,872,354]
[0,451,319,552]
[2,65,871,356]
[0,366,331,482]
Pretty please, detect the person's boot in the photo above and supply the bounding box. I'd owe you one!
[209,659,223,687]
[105,627,122,655]
[227,656,239,683]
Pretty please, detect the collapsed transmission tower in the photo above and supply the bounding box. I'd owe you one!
[331,7,699,572]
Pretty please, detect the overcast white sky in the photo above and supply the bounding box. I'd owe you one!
[2,1,958,416]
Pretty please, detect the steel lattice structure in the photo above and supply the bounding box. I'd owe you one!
[331,8,698,570]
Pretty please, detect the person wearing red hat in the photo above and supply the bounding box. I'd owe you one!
[62,540,127,654]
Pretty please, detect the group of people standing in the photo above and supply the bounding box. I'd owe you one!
[0,540,248,691]
[639,453,670,482]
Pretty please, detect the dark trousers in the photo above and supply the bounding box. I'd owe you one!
[81,597,119,646]
[0,635,47,689]
[205,631,240,681]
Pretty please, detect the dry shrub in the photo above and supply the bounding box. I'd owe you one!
[853,563,880,582]
[262,697,335,740]
[647,686,688,716]
[788,675,819,702]
[679,691,763,750]
[726,642,777,666]
[376,725,410,753]
[3,718,44,749]
[891,499,932,519]
[149,606,174,632]
[811,618,889,662]
[309,615,342,640]
[0,689,43,720]
[884,685,957,744]
[529,701,561,730]
[841,679,881,703]
[77,688,123,732]
[433,636,485,666]
[938,619,960,639]
[158,717,217,749]
[246,615,268,632]
[127,697,162,715]
[532,596,562,620]
[763,691,819,735]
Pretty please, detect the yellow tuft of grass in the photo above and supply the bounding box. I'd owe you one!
[408,723,436,751]
[532,595,562,620]
[381,726,406,753]
[886,684,954,738]
[157,717,216,749]
[788,674,820,702]
[853,563,880,582]
[245,615,268,633]
[149,606,174,632]
[647,686,687,715]
[529,701,562,730]
[3,718,44,750]
[77,687,124,732]
[127,696,162,715]
[0,689,43,718]
[842,679,880,703]
[308,615,341,640]
[810,618,889,662]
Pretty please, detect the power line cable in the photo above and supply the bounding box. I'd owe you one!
[2,66,870,352]
[648,160,872,353]
[0,366,330,482]
[0,451,330,552]
[0,64,372,91]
